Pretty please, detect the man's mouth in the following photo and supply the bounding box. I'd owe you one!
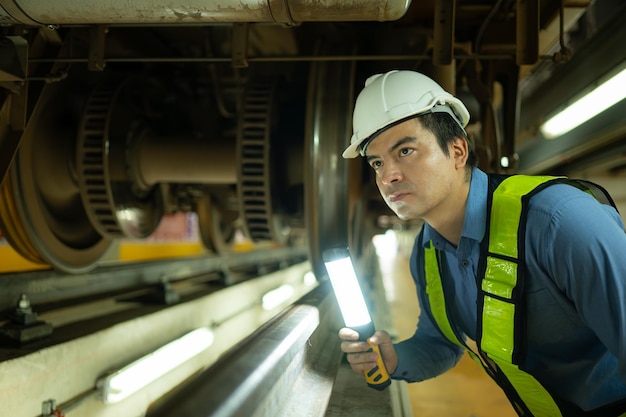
[388,192,408,203]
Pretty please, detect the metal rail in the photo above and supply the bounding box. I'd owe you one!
[146,281,412,417]
[0,246,308,313]
[147,283,338,417]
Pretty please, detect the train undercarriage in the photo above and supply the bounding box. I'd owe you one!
[0,0,625,415]
[0,24,357,275]
[1,0,625,275]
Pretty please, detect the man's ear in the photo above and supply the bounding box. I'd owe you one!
[450,136,469,168]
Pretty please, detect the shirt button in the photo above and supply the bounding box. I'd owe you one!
[462,260,469,267]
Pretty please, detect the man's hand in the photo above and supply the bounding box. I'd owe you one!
[338,327,398,375]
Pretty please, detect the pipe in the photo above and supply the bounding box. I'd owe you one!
[131,130,238,189]
[0,0,411,26]
[433,0,455,66]
[516,0,539,65]
[431,62,456,94]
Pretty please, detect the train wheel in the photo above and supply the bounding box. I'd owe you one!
[197,192,240,254]
[304,49,355,278]
[236,77,294,247]
[76,79,164,240]
[0,80,112,274]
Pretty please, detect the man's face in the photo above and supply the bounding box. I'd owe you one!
[364,118,464,222]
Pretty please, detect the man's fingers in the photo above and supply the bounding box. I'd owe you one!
[364,330,399,374]
[338,327,398,375]
[345,351,378,365]
[340,339,370,353]
[345,351,379,374]
[338,327,360,341]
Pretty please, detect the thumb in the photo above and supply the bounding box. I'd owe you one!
[368,330,392,345]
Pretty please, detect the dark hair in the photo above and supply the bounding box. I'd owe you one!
[417,112,477,170]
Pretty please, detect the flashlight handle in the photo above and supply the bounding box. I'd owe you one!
[364,342,391,390]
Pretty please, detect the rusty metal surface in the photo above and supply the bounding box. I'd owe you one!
[0,0,410,25]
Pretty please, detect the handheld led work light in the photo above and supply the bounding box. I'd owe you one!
[322,247,391,391]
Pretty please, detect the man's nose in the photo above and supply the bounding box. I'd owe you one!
[380,162,402,185]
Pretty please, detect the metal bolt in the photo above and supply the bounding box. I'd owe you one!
[16,293,31,311]
[42,399,56,415]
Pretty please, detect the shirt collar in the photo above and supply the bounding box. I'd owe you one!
[421,167,487,248]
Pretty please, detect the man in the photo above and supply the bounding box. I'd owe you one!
[338,69,626,416]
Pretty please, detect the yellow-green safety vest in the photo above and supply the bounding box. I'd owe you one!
[423,174,625,417]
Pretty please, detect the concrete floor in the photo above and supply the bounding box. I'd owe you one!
[375,232,517,417]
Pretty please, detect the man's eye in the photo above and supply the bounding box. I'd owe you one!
[400,148,413,156]
[370,160,382,169]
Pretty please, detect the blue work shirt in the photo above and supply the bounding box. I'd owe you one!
[392,167,626,412]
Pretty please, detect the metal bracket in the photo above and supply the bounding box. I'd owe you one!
[516,0,539,65]
[0,294,53,346]
[231,23,249,69]
[156,280,180,305]
[267,0,297,27]
[41,399,63,417]
[89,25,108,71]
[139,278,180,305]
[0,36,28,82]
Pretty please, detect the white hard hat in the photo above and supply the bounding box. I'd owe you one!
[343,70,470,158]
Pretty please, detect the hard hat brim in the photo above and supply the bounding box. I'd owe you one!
[343,102,469,159]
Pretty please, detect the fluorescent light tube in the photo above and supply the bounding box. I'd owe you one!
[540,67,626,139]
[322,248,372,328]
[262,284,295,310]
[99,328,214,404]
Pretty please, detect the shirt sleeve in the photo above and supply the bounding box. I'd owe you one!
[391,310,465,382]
[529,184,626,383]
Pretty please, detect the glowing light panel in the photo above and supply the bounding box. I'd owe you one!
[99,328,214,404]
[323,251,372,328]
